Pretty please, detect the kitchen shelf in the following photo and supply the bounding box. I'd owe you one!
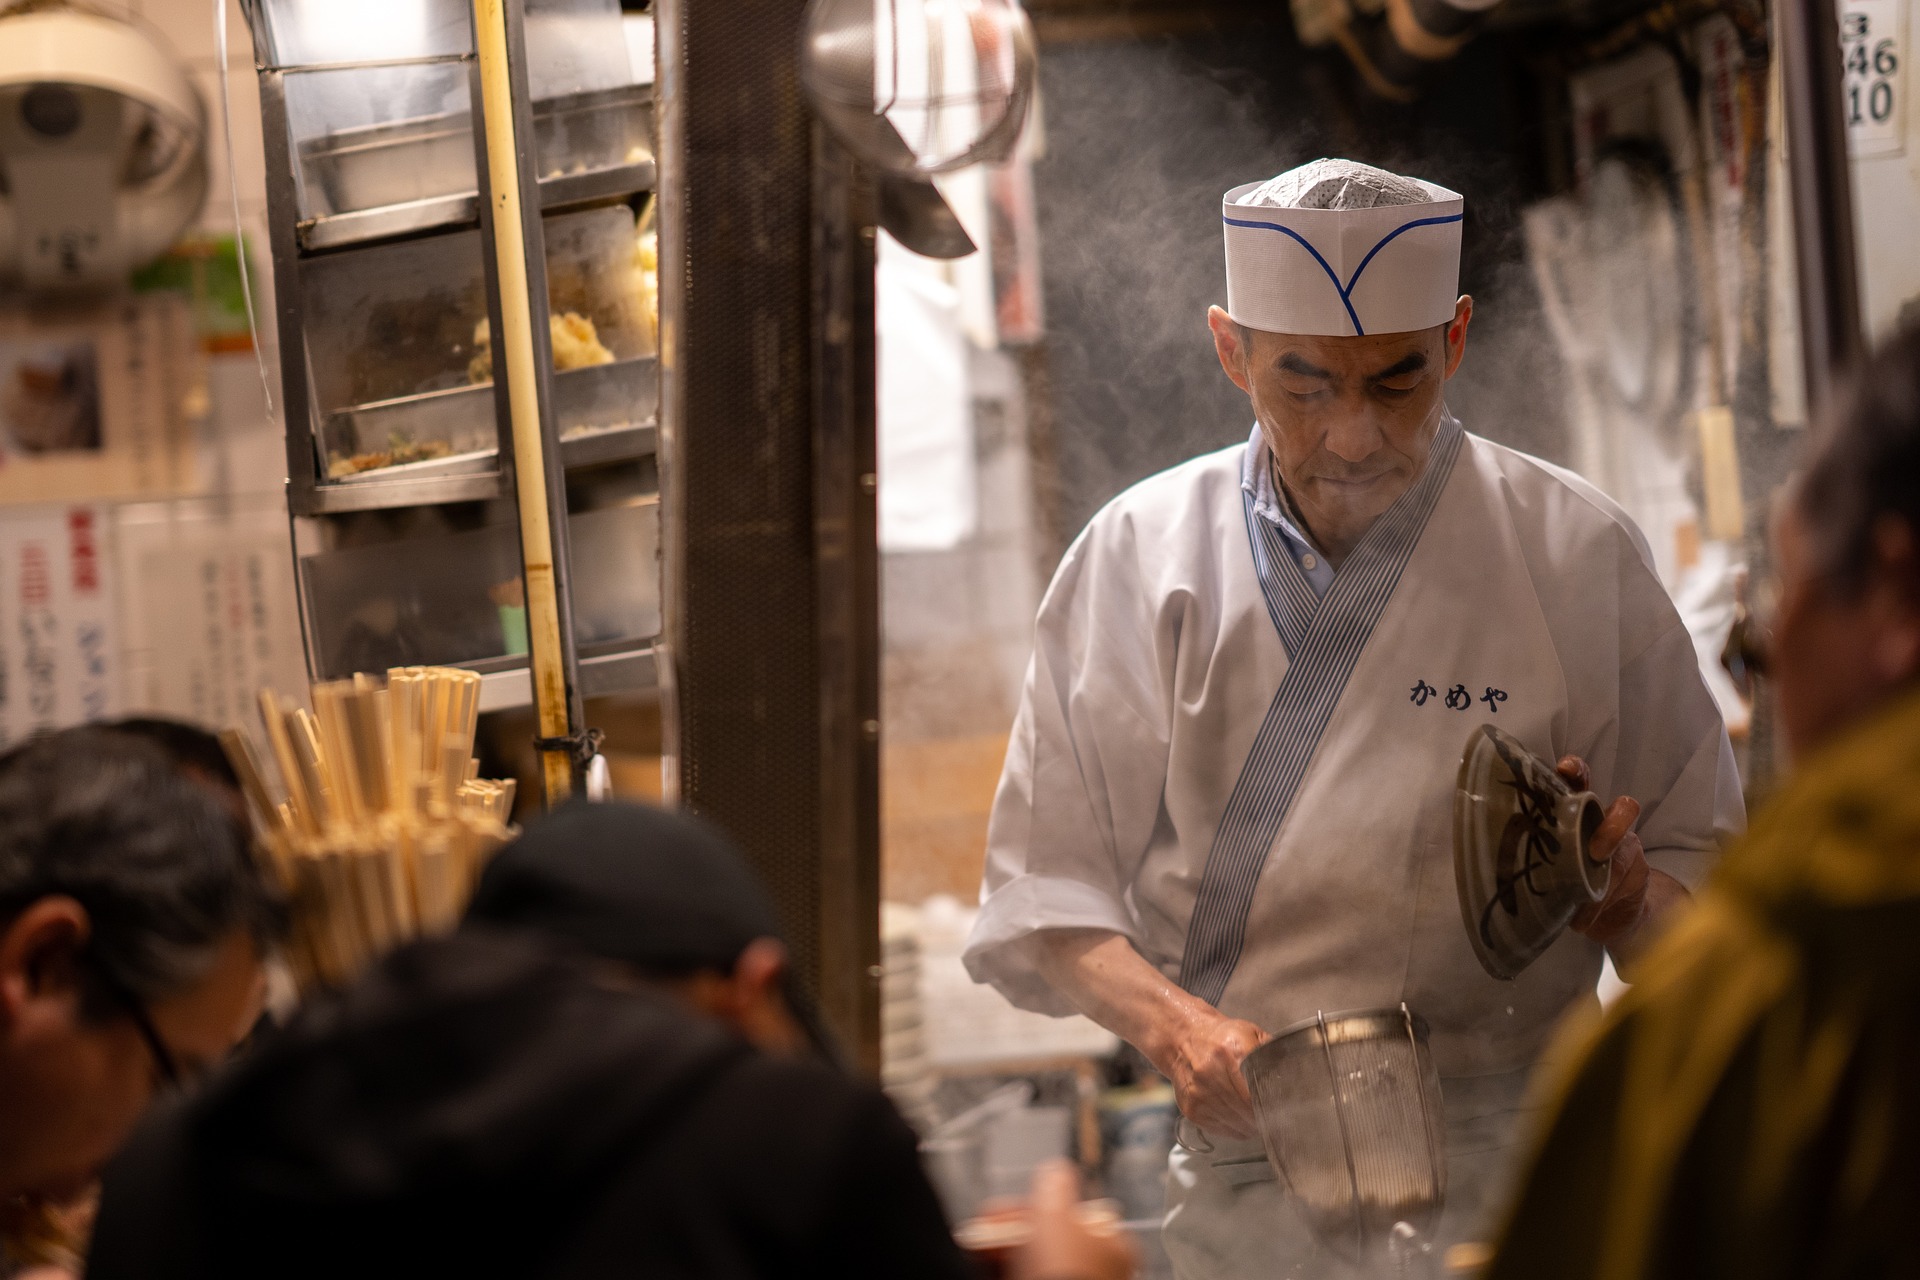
[298,499,659,680]
[471,641,657,713]
[292,470,501,516]
[250,0,662,710]
[291,421,658,516]
[558,420,657,470]
[297,158,656,252]
[540,160,656,214]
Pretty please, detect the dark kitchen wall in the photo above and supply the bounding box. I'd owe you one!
[1025,15,1570,559]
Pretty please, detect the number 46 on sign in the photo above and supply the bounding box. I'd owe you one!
[1843,0,1907,158]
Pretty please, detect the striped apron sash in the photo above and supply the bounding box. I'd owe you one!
[1177,417,1466,1006]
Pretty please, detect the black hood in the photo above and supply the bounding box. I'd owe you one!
[90,929,751,1280]
[466,801,786,976]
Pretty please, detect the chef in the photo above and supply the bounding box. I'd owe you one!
[962,158,1745,1276]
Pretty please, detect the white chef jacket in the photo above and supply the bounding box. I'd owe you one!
[963,416,1743,1265]
[967,420,1751,1274]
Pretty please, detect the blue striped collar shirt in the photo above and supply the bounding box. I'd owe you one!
[1241,426,1336,597]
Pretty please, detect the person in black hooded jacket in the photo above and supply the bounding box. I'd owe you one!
[85,802,1132,1280]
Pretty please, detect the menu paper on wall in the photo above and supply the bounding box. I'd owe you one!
[125,531,307,729]
[0,506,121,745]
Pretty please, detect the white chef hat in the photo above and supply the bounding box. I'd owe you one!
[1223,158,1464,337]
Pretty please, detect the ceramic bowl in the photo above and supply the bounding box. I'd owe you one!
[1453,725,1607,981]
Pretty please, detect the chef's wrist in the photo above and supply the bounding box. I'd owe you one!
[1132,1019,1179,1077]
[1605,870,1687,975]
[1602,915,1652,979]
[1136,993,1220,1069]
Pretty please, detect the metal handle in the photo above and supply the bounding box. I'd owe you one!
[1174,1115,1215,1154]
[1317,1009,1366,1244]
[1404,1002,1444,1211]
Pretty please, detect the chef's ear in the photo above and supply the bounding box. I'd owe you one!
[1443,296,1473,379]
[1208,306,1254,394]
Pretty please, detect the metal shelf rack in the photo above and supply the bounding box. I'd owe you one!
[241,0,660,718]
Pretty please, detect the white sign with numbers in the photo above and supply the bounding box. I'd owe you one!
[1843,0,1907,156]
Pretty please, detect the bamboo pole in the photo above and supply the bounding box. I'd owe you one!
[470,0,575,806]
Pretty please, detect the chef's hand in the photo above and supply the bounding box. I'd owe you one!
[1025,930,1265,1141]
[1014,1161,1136,1280]
[1556,757,1686,970]
[1149,1005,1267,1141]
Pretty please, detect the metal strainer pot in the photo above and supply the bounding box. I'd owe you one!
[1240,1005,1447,1258]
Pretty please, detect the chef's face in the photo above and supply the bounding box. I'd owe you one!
[1208,297,1471,559]
[1771,497,1920,758]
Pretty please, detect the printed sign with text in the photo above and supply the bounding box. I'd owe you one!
[1844,0,1908,157]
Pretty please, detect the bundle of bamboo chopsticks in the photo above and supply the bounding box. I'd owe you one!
[221,666,516,991]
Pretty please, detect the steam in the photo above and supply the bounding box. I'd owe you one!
[1028,27,1571,548]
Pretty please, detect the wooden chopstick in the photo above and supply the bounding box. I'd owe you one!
[219,727,282,834]
[246,666,515,995]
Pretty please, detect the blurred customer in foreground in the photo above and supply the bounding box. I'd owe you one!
[89,801,1133,1280]
[101,718,246,818]
[1486,321,1920,1280]
[0,729,276,1270]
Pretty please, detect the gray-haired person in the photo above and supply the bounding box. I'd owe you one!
[966,156,1740,1273]
[0,727,279,1213]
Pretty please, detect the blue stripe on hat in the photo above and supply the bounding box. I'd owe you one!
[1223,212,1465,337]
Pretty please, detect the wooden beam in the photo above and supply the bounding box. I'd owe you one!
[1027,0,1272,43]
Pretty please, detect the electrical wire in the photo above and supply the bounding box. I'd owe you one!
[213,0,274,417]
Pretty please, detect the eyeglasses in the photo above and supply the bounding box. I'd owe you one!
[87,959,182,1091]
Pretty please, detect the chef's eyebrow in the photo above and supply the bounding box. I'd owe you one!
[1368,352,1429,382]
[1276,352,1332,379]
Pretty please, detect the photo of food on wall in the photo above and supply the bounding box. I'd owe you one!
[0,338,102,458]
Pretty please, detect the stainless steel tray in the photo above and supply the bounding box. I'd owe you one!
[300,83,653,219]
[296,159,656,251]
[302,115,472,215]
[299,500,659,677]
[321,355,659,482]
